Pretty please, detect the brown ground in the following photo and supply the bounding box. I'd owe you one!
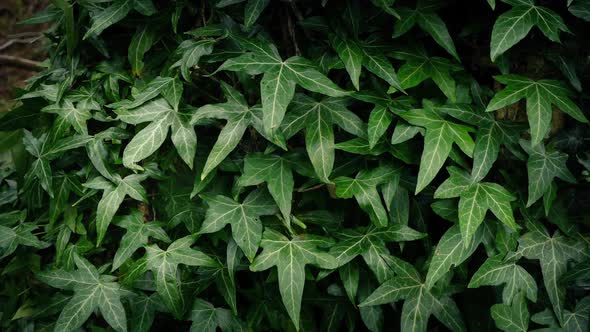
[0,0,48,111]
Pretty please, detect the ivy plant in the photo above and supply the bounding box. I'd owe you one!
[1,0,590,331]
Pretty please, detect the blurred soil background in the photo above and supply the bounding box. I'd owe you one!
[0,0,48,112]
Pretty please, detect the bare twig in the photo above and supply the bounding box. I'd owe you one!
[6,32,42,39]
[290,2,311,41]
[0,55,43,70]
[290,2,304,22]
[286,8,301,56]
[201,1,207,26]
[297,183,325,192]
[0,37,41,51]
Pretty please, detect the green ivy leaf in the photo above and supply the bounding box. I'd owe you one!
[250,229,337,330]
[83,173,148,246]
[128,25,158,77]
[0,223,48,259]
[189,298,245,332]
[199,189,277,261]
[569,0,590,21]
[281,94,366,182]
[469,255,537,304]
[219,37,349,135]
[520,139,576,207]
[129,293,166,332]
[239,153,294,225]
[563,296,590,332]
[435,167,518,245]
[391,46,462,101]
[145,236,218,318]
[490,2,568,61]
[84,0,133,40]
[517,222,589,322]
[489,75,587,144]
[244,0,270,28]
[491,292,529,332]
[367,105,393,149]
[116,90,198,170]
[41,98,92,135]
[394,4,460,61]
[37,254,128,332]
[425,224,484,290]
[359,256,467,332]
[333,164,402,227]
[112,210,170,271]
[330,223,425,282]
[438,103,521,182]
[171,39,215,82]
[399,102,474,194]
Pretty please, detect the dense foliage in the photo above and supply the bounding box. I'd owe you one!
[1,0,590,331]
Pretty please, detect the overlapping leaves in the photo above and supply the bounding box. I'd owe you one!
[2,1,590,332]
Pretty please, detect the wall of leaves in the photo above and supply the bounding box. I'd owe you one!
[1,0,590,331]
